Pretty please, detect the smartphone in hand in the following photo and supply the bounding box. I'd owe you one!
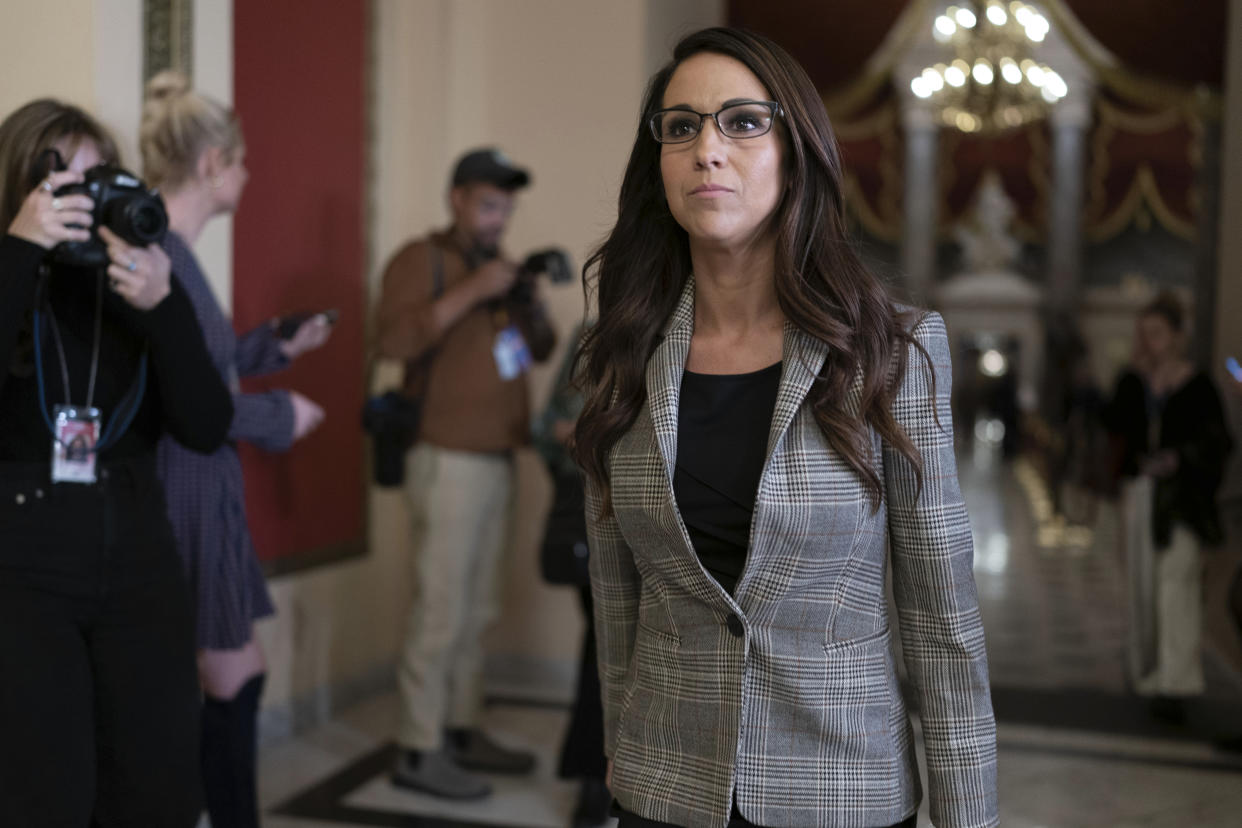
[274,309,339,340]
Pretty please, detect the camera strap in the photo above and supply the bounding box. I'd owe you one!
[32,267,148,453]
[403,245,445,397]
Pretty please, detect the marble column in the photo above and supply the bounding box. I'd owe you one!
[1046,87,1093,317]
[900,104,940,304]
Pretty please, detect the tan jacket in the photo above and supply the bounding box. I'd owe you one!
[374,230,554,452]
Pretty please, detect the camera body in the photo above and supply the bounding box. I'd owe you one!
[508,247,572,304]
[49,164,168,268]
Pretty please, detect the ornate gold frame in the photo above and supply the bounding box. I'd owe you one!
[144,0,194,82]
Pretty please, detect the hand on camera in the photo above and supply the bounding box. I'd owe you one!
[279,314,333,360]
[7,171,93,249]
[99,226,171,311]
[472,259,519,301]
[289,391,325,442]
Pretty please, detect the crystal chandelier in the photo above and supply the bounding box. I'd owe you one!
[910,2,1067,133]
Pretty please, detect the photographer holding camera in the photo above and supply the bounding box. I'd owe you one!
[0,99,232,824]
[374,148,556,798]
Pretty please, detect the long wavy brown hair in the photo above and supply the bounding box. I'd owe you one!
[0,99,119,377]
[0,99,118,231]
[573,27,931,515]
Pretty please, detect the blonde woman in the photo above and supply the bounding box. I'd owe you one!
[142,71,330,827]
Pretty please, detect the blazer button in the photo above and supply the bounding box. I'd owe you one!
[726,613,744,637]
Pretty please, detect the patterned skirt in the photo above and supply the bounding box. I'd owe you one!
[156,438,276,650]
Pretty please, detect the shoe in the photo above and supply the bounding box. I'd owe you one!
[391,748,492,799]
[1149,696,1188,726]
[1213,735,1242,753]
[446,727,536,774]
[572,777,612,827]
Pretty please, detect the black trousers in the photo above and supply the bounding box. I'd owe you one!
[0,458,203,827]
[559,586,607,780]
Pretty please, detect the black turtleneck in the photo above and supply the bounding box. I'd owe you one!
[673,361,781,595]
[0,234,232,464]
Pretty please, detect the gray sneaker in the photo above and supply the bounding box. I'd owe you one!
[446,727,536,774]
[391,748,492,799]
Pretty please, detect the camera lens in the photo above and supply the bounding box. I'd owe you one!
[115,195,168,245]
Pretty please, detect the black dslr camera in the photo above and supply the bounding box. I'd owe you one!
[508,247,572,304]
[42,155,168,268]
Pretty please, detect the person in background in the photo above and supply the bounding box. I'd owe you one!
[1104,291,1232,723]
[0,98,232,825]
[375,148,555,799]
[574,27,997,828]
[141,71,330,827]
[532,322,611,827]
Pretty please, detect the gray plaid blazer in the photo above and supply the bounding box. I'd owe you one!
[588,279,998,828]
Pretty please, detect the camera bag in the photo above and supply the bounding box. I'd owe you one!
[362,245,444,487]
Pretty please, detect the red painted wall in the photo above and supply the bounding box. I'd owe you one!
[232,0,368,563]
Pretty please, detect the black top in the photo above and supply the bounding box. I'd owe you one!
[1103,368,1233,547]
[674,361,781,595]
[0,234,232,466]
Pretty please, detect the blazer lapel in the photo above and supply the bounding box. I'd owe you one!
[764,323,831,461]
[645,276,695,486]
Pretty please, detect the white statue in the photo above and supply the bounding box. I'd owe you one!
[954,170,1020,272]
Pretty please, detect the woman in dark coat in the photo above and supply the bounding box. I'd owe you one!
[1105,291,1232,716]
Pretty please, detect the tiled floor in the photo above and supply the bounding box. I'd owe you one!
[255,438,1242,827]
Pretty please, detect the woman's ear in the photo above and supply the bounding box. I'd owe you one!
[198,145,225,189]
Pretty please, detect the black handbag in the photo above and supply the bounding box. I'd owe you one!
[362,246,445,487]
[540,466,590,586]
[361,391,422,486]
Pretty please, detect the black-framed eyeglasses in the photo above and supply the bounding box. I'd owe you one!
[648,101,782,145]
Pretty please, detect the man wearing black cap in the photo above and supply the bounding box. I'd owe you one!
[375,147,555,799]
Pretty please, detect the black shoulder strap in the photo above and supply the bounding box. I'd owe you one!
[403,242,446,400]
[431,243,445,299]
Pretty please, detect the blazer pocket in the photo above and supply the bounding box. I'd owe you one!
[816,626,898,767]
[822,623,891,654]
[614,625,684,801]
[618,622,682,734]
[632,621,681,693]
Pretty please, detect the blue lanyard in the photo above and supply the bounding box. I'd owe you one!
[32,269,148,451]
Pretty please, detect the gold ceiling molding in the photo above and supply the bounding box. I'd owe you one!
[821,0,1219,124]
[1096,97,1190,133]
[934,129,1050,242]
[1088,92,1198,242]
[833,99,898,142]
[822,0,933,120]
[839,103,903,243]
[1043,0,1220,117]
[843,172,902,243]
[1087,165,1196,242]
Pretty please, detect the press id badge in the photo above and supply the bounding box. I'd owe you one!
[492,324,532,380]
[51,404,101,484]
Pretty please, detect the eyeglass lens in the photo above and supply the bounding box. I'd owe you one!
[653,102,776,144]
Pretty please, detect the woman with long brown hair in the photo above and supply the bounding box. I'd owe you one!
[575,28,998,828]
[0,99,231,824]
